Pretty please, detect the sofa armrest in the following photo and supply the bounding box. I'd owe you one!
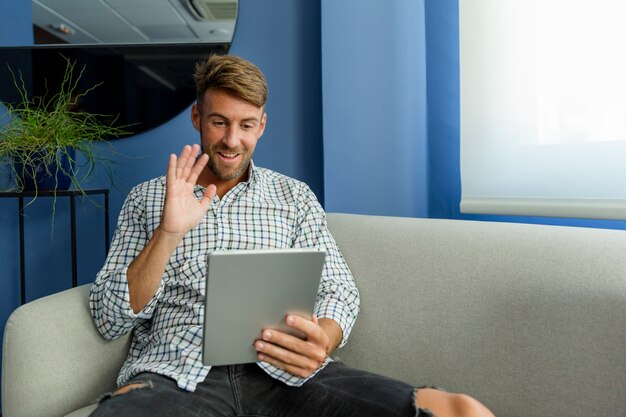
[2,285,131,417]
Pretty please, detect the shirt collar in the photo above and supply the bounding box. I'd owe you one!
[247,160,259,186]
[227,160,264,201]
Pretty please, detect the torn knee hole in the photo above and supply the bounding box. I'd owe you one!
[112,381,153,397]
[414,387,446,417]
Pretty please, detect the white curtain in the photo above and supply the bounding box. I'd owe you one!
[459,0,626,220]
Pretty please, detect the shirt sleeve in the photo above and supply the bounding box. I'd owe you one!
[293,184,360,348]
[89,184,164,340]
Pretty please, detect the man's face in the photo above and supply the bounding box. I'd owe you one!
[192,88,266,183]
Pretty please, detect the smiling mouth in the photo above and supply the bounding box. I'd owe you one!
[217,151,240,160]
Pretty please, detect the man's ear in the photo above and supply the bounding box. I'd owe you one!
[258,112,267,138]
[191,103,201,132]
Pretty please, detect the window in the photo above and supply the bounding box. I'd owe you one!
[459,0,626,219]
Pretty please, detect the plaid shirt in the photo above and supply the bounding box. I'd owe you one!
[89,162,360,391]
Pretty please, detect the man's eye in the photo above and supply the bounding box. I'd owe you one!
[212,120,226,127]
[242,124,254,130]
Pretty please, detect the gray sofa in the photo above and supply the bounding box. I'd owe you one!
[2,213,625,417]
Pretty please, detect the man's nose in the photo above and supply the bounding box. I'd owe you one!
[222,124,242,148]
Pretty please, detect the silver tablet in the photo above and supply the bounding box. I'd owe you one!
[202,248,326,366]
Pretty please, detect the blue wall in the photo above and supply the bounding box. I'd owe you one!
[0,1,32,47]
[425,0,626,230]
[321,0,428,217]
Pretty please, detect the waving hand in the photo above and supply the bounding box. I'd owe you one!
[160,144,216,238]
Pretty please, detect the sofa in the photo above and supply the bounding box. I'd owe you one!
[2,213,625,417]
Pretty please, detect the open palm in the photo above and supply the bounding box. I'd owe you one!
[160,144,216,237]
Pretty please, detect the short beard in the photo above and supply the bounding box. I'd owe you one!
[206,152,252,181]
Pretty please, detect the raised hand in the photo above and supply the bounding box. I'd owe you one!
[159,144,216,238]
[126,144,216,313]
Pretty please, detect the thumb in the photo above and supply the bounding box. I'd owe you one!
[199,184,217,208]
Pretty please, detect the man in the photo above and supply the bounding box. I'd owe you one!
[89,54,494,417]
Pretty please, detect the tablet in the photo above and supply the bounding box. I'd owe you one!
[202,248,326,366]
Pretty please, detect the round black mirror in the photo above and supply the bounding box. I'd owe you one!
[0,0,238,137]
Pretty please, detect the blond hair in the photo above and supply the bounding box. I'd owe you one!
[193,54,267,109]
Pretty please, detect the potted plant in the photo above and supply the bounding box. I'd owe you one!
[0,56,130,199]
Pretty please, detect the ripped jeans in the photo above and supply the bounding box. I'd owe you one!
[90,362,435,417]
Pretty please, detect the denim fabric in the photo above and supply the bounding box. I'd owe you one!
[90,362,434,417]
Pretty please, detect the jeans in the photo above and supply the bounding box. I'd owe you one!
[90,362,434,417]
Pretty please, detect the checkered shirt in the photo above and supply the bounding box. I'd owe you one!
[89,162,360,391]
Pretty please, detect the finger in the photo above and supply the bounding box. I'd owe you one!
[165,153,177,189]
[255,342,319,378]
[285,315,327,344]
[181,144,200,179]
[176,145,192,178]
[199,184,216,209]
[255,339,304,366]
[260,328,326,364]
[256,352,312,379]
[187,153,209,185]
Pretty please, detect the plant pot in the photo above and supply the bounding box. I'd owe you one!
[13,147,76,192]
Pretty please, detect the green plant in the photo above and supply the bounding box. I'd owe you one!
[0,56,130,199]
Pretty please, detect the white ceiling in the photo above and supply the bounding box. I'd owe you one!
[32,0,237,45]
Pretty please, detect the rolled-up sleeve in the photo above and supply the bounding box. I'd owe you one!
[89,185,164,340]
[293,185,360,348]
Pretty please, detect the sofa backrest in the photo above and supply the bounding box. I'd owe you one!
[327,213,626,417]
